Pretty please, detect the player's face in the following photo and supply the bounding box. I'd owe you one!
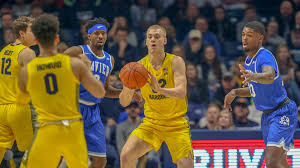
[242,27,263,53]
[23,24,36,46]
[88,29,107,50]
[146,28,167,54]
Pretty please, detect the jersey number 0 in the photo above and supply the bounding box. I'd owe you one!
[44,73,58,94]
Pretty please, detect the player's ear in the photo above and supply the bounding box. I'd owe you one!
[164,36,167,45]
[19,30,25,39]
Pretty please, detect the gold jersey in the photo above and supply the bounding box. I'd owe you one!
[0,44,27,104]
[27,54,81,123]
[140,53,187,120]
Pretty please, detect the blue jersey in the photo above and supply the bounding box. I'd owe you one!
[79,44,112,104]
[244,47,287,111]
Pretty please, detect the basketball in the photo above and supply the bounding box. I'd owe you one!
[119,62,149,89]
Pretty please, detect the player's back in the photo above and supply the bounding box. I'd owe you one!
[27,53,81,123]
[140,53,187,120]
[0,44,27,104]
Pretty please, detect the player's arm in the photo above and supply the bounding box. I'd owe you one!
[149,56,186,99]
[64,46,90,66]
[224,87,251,111]
[240,63,275,86]
[104,56,122,98]
[17,66,31,104]
[18,47,36,67]
[70,57,105,98]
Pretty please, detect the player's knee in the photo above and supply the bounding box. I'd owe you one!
[91,157,106,168]
[265,157,281,168]
[120,149,131,165]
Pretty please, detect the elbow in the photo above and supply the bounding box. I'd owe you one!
[178,90,187,99]
[96,88,105,98]
[119,99,130,107]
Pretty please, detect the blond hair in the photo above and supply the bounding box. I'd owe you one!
[216,110,234,130]
[13,16,34,39]
[146,25,166,37]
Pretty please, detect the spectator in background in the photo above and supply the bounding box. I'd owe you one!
[185,29,205,64]
[176,3,199,42]
[236,5,260,42]
[0,13,13,45]
[210,5,235,42]
[108,27,138,71]
[193,17,221,57]
[230,56,245,88]
[232,98,259,128]
[288,24,300,65]
[130,0,157,30]
[295,10,300,26]
[97,0,130,24]
[198,103,222,129]
[12,0,30,17]
[30,2,43,18]
[263,20,286,53]
[297,106,300,128]
[213,72,237,105]
[108,16,138,47]
[172,44,186,60]
[197,45,227,92]
[276,0,295,39]
[216,110,234,130]
[116,100,147,168]
[0,27,15,48]
[0,3,12,15]
[186,62,210,104]
[163,0,187,24]
[72,0,95,27]
[276,45,300,105]
[158,16,177,53]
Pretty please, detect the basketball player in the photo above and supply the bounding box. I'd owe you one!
[64,17,141,168]
[0,16,36,163]
[224,21,297,168]
[19,14,106,168]
[119,25,194,168]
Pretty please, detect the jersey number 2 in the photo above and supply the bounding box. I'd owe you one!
[44,73,58,94]
[152,79,166,93]
[1,58,11,75]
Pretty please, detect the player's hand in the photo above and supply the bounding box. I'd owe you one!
[224,89,236,111]
[133,91,142,102]
[239,64,255,87]
[148,72,160,92]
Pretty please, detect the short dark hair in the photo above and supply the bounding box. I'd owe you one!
[85,17,110,33]
[13,16,34,39]
[244,21,265,36]
[31,14,59,48]
[116,27,129,34]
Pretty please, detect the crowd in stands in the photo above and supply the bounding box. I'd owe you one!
[2,0,300,167]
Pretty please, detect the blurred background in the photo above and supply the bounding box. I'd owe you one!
[1,0,300,167]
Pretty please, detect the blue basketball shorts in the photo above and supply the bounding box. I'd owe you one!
[261,100,298,151]
[80,103,106,157]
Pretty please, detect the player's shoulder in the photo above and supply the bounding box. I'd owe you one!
[257,48,275,60]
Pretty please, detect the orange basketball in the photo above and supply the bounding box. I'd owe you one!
[119,62,149,89]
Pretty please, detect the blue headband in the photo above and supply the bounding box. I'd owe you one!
[88,24,107,34]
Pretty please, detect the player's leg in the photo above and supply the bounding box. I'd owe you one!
[264,100,297,168]
[164,118,194,168]
[120,134,152,168]
[21,126,62,168]
[90,156,106,168]
[265,146,289,168]
[0,104,15,163]
[0,147,5,162]
[8,104,33,151]
[62,120,89,168]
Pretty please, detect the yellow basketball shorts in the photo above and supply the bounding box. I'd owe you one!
[0,104,33,151]
[20,120,88,168]
[131,117,193,163]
